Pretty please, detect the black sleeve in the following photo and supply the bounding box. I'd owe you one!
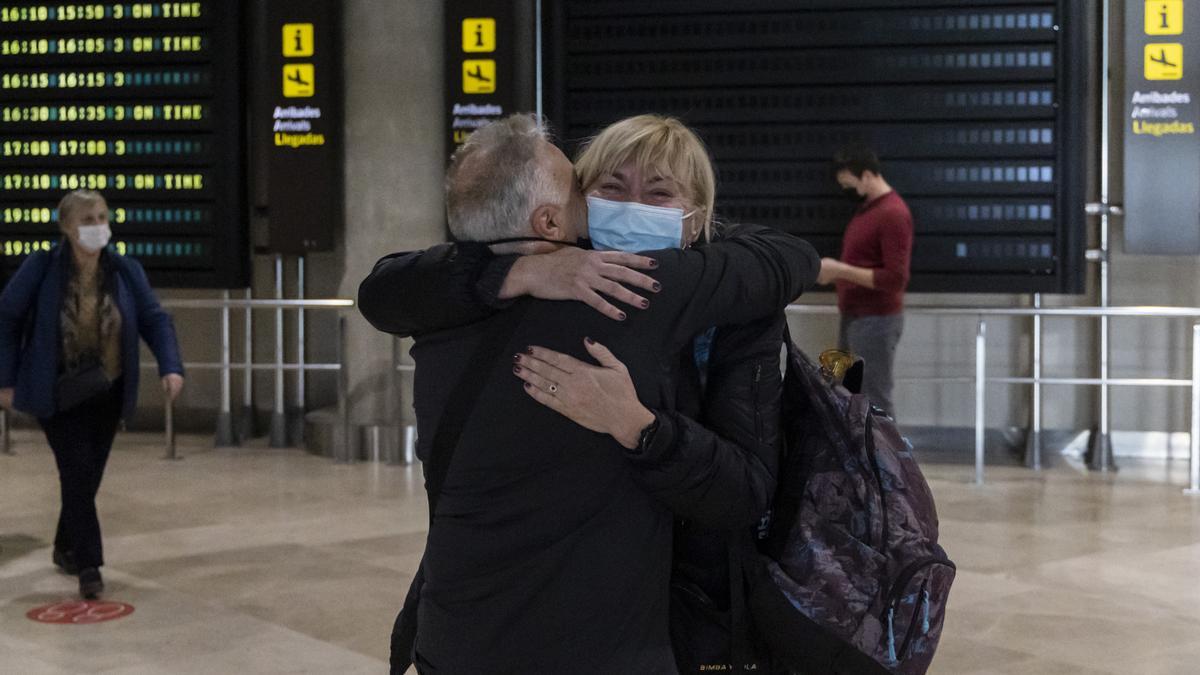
[357,242,519,337]
[624,317,784,530]
[637,224,819,353]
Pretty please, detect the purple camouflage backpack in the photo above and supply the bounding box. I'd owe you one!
[744,340,955,674]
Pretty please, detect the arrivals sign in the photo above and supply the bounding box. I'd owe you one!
[1125,0,1200,254]
[444,0,519,161]
[263,0,340,254]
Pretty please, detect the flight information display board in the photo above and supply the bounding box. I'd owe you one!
[543,0,1088,293]
[0,1,246,288]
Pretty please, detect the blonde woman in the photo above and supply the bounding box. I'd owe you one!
[362,115,811,672]
[0,190,184,599]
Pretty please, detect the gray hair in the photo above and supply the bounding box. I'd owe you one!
[445,114,561,242]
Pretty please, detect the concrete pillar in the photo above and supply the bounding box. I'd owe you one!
[335,0,446,427]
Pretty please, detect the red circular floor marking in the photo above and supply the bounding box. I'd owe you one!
[26,600,135,624]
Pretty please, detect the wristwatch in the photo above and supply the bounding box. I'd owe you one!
[633,414,661,455]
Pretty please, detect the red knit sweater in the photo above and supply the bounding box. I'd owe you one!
[835,191,914,317]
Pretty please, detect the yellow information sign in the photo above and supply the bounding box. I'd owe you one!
[1145,43,1184,79]
[282,23,314,57]
[283,64,315,97]
[462,59,495,93]
[1145,1,1184,36]
[462,18,496,53]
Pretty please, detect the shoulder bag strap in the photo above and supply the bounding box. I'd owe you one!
[422,300,528,518]
[392,301,529,674]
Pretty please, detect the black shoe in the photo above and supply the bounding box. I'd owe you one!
[79,567,103,600]
[52,548,79,576]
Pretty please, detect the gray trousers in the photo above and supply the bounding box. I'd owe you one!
[838,313,904,417]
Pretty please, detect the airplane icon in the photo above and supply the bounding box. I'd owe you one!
[1150,48,1178,69]
[286,68,312,87]
[465,64,492,83]
[462,59,495,93]
[282,64,315,97]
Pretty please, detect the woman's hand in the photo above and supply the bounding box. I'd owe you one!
[161,374,184,402]
[0,387,13,410]
[500,248,662,322]
[513,338,655,449]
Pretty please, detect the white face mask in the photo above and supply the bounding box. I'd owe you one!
[75,224,112,253]
[586,196,698,251]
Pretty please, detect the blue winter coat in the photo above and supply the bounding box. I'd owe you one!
[0,246,183,420]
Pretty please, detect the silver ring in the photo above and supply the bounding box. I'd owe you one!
[548,384,558,394]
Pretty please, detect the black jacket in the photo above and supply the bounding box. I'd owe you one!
[359,227,818,673]
[359,225,804,529]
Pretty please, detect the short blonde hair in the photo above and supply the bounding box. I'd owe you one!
[57,189,107,232]
[575,115,716,242]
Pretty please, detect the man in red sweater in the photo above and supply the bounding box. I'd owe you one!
[817,144,913,417]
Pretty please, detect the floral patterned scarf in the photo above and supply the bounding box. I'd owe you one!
[60,261,122,380]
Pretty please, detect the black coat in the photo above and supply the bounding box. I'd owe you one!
[359,226,819,673]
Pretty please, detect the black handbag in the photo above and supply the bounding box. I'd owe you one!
[55,357,113,412]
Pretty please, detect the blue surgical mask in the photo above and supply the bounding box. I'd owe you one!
[586,196,694,252]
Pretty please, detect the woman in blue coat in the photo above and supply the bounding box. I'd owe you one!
[0,190,184,599]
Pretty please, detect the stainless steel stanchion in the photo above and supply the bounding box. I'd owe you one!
[286,256,306,447]
[1087,0,1116,473]
[163,398,179,460]
[269,255,288,447]
[237,286,258,442]
[975,318,987,486]
[1187,324,1200,496]
[1,408,11,455]
[1024,293,1043,470]
[215,289,237,447]
[403,425,417,465]
[336,316,352,463]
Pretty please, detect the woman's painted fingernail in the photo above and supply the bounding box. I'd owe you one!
[524,382,532,390]
[585,337,595,345]
[513,366,521,374]
[648,259,659,268]
[618,311,627,321]
[640,299,650,309]
[513,354,521,362]
[652,282,661,292]
[525,346,534,354]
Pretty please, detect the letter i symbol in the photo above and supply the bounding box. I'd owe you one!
[475,24,484,48]
[294,30,304,53]
[1161,4,1169,29]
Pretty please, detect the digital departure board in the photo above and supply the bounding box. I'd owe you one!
[0,1,246,288]
[543,0,1088,293]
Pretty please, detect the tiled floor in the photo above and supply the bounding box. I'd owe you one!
[1,430,1198,674]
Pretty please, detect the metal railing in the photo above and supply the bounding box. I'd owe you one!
[4,297,1199,496]
[786,304,1200,494]
[155,296,356,461]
